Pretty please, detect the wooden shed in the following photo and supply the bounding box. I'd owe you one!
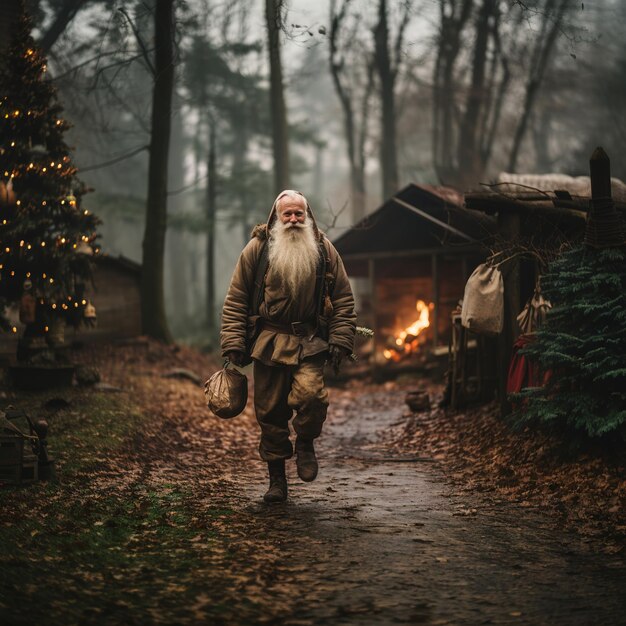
[464,167,626,412]
[333,183,495,366]
[0,254,142,358]
[73,254,142,343]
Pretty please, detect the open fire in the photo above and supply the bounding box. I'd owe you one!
[383,299,433,361]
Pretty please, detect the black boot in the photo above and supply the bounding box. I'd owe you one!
[295,438,318,482]
[263,459,288,503]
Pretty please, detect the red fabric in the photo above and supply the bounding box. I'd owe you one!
[506,333,548,394]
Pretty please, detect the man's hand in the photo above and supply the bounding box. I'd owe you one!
[226,351,246,367]
[328,344,349,375]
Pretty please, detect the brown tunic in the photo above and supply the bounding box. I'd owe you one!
[220,226,356,367]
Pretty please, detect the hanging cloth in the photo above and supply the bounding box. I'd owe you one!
[461,263,504,334]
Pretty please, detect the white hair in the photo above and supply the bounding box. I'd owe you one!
[275,189,308,213]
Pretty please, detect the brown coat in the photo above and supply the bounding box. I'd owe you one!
[220,205,356,366]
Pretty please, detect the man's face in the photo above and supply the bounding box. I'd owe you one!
[277,197,307,227]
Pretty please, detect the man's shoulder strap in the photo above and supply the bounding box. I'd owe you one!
[251,240,269,316]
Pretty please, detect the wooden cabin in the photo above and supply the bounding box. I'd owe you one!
[0,254,142,359]
[333,183,495,367]
[464,167,626,412]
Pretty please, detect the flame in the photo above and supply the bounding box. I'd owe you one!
[384,300,432,361]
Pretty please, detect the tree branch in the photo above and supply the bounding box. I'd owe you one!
[118,6,156,77]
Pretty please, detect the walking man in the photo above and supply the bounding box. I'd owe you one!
[220,190,356,502]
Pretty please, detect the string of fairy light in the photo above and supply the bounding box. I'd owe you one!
[0,38,100,335]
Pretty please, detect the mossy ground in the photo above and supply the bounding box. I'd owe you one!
[0,381,250,625]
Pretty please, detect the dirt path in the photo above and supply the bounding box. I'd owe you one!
[2,342,625,625]
[215,384,626,626]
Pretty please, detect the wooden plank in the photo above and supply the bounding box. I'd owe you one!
[432,254,439,348]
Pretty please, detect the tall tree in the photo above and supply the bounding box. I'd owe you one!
[206,119,217,335]
[456,0,496,189]
[265,0,290,194]
[0,12,100,341]
[373,0,411,200]
[507,0,569,172]
[141,0,175,342]
[329,0,375,222]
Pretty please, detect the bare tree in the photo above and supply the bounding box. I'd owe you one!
[373,0,412,200]
[39,0,90,53]
[432,0,474,184]
[141,0,175,342]
[265,0,290,194]
[507,0,569,172]
[456,0,497,189]
[329,0,375,222]
[206,119,217,335]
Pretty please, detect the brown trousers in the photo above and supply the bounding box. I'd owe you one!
[253,354,329,461]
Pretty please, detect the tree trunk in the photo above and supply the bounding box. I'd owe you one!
[206,122,217,335]
[141,0,174,342]
[457,0,495,189]
[432,0,474,183]
[329,0,372,222]
[166,105,188,331]
[265,0,290,195]
[507,0,566,173]
[374,0,399,200]
[38,0,87,53]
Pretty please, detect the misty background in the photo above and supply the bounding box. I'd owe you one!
[27,0,626,344]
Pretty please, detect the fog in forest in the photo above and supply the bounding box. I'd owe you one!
[27,0,626,344]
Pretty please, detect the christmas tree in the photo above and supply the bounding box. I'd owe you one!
[514,149,626,439]
[0,12,100,350]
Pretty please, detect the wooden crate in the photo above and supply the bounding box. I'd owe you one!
[0,463,21,484]
[20,453,38,483]
[0,435,24,467]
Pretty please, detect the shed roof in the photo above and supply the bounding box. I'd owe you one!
[95,254,141,275]
[332,183,494,258]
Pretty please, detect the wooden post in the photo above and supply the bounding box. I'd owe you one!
[497,211,521,415]
[590,147,611,200]
[368,258,377,374]
[586,147,625,248]
[431,253,440,348]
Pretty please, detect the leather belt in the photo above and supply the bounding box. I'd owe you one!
[259,318,315,337]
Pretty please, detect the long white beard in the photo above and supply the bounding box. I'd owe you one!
[268,219,319,296]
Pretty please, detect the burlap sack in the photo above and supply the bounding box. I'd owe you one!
[204,366,248,419]
[461,263,504,334]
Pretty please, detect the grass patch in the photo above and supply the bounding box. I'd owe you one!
[0,384,243,625]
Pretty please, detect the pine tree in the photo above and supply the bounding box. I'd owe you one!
[0,12,100,345]
[515,246,626,438]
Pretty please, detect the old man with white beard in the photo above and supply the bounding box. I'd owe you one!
[220,190,356,503]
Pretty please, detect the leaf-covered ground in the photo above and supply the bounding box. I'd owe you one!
[383,388,626,550]
[1,339,625,625]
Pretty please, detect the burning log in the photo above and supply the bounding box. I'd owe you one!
[384,299,433,361]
